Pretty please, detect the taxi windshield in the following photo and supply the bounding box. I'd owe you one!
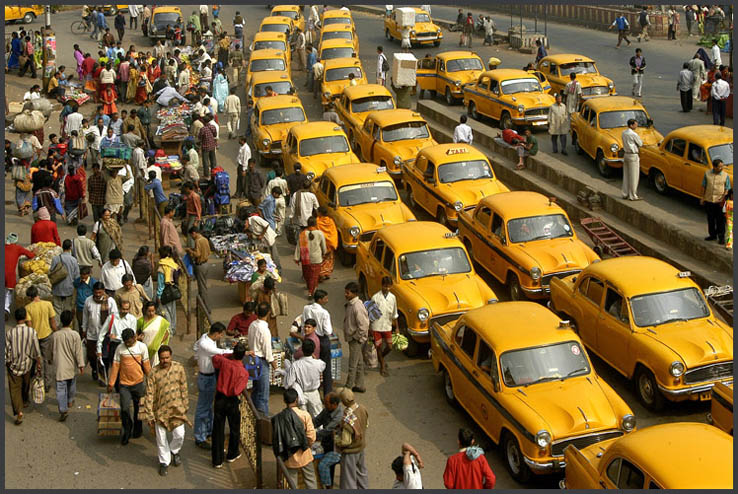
[500,341,590,387]
[338,181,398,206]
[252,81,293,98]
[323,17,351,26]
[558,61,598,76]
[153,13,180,29]
[438,159,493,183]
[261,107,306,125]
[351,95,395,113]
[446,58,483,72]
[501,78,543,94]
[321,47,355,60]
[253,40,286,51]
[415,13,431,23]
[399,247,471,280]
[709,143,734,166]
[299,135,349,156]
[250,58,286,72]
[598,110,649,129]
[261,24,290,34]
[507,214,573,243]
[382,122,430,142]
[325,66,362,82]
[273,11,298,19]
[629,287,710,327]
[323,31,352,41]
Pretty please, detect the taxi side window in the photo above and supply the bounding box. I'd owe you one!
[253,109,260,123]
[580,107,590,122]
[363,120,373,134]
[539,61,549,72]
[687,142,708,166]
[478,77,490,92]
[617,459,645,489]
[604,288,628,323]
[418,58,435,70]
[665,138,686,157]
[491,214,504,238]
[383,248,395,273]
[373,124,381,141]
[549,62,558,75]
[326,181,336,203]
[588,110,597,127]
[415,156,427,173]
[476,340,499,384]
[438,60,445,72]
[605,458,622,485]
[424,161,436,179]
[455,325,477,359]
[489,79,500,95]
[647,481,661,489]
[584,277,605,306]
[372,239,385,262]
[475,206,492,229]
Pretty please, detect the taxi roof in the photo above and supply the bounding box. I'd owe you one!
[320,38,356,49]
[324,57,362,70]
[260,15,293,25]
[343,84,393,100]
[583,95,646,112]
[419,143,488,162]
[289,121,347,139]
[482,69,539,81]
[324,163,393,184]
[478,191,565,219]
[578,256,699,298]
[250,48,287,60]
[539,53,596,64]
[249,70,292,85]
[604,423,733,489]
[367,109,426,127]
[271,5,300,12]
[323,9,352,18]
[153,6,181,14]
[255,95,304,111]
[666,125,733,145]
[435,51,480,61]
[377,221,460,252]
[252,31,288,41]
[321,23,354,33]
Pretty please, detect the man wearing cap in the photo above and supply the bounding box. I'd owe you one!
[4,234,35,320]
[336,388,369,489]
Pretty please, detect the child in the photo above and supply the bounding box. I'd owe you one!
[725,189,733,249]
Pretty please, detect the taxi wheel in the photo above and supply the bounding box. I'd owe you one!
[635,366,665,411]
[338,241,354,267]
[649,169,669,194]
[596,150,614,178]
[445,87,455,106]
[468,101,479,121]
[398,314,419,357]
[24,12,36,24]
[572,132,585,155]
[508,274,524,301]
[500,112,514,131]
[502,432,533,484]
[442,368,459,406]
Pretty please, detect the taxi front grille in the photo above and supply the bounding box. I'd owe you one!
[582,86,609,96]
[550,430,623,457]
[524,108,549,117]
[684,362,733,385]
[359,231,376,242]
[541,269,581,287]
[415,32,437,38]
[270,141,282,152]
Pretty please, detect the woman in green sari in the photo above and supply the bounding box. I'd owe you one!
[137,301,170,367]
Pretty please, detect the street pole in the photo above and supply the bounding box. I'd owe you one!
[45,5,51,27]
[41,7,56,94]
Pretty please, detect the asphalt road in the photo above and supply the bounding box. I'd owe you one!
[4,6,716,490]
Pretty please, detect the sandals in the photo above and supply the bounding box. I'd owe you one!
[15,412,23,425]
[515,164,526,170]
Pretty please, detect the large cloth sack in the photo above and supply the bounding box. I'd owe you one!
[13,109,45,132]
[23,98,52,119]
[14,273,53,308]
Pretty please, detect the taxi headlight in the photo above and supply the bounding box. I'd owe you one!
[669,361,685,377]
[306,172,316,181]
[417,308,430,322]
[453,201,463,212]
[393,156,402,165]
[411,29,416,36]
[323,91,331,98]
[610,143,619,153]
[621,414,636,432]
[454,80,461,87]
[349,226,360,239]
[535,430,552,449]
[608,81,614,89]
[517,104,525,114]
[531,267,542,280]
[262,138,271,147]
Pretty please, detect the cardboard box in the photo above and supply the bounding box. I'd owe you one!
[392,53,418,87]
[396,7,416,27]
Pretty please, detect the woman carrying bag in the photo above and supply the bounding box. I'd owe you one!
[91,208,123,263]
[294,216,326,297]
[136,301,170,367]
[156,246,180,337]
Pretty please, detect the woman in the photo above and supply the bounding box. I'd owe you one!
[12,159,33,216]
[132,246,155,300]
[216,33,229,67]
[725,189,733,250]
[294,216,326,296]
[126,64,140,103]
[30,207,61,245]
[156,246,179,337]
[137,301,170,367]
[254,276,280,337]
[135,63,152,104]
[100,85,118,115]
[146,60,161,84]
[33,31,42,70]
[212,68,229,113]
[316,207,338,280]
[91,208,122,263]
[249,258,274,299]
[74,44,85,81]
[33,182,64,221]
[8,32,23,71]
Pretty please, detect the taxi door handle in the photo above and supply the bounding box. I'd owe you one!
[684,162,691,167]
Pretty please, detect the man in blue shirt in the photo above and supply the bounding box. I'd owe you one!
[534,39,547,63]
[305,44,317,91]
[608,13,631,48]
[100,127,120,148]
[73,266,98,333]
[258,187,282,231]
[144,170,169,216]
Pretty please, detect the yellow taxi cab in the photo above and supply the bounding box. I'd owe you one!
[639,125,733,198]
[708,382,733,435]
[463,69,556,130]
[318,23,359,54]
[318,38,356,63]
[562,422,733,489]
[148,7,183,42]
[535,54,615,98]
[570,95,663,177]
[314,163,416,265]
[245,48,290,87]
[251,95,307,167]
[249,31,290,67]
[270,5,304,32]
[320,57,366,108]
[4,5,44,24]
[355,109,437,177]
[320,9,355,32]
[102,5,129,15]
[549,256,734,411]
[384,7,443,47]
[247,71,294,106]
[258,15,294,37]
[281,121,359,180]
[459,191,598,301]
[404,144,509,227]
[416,51,485,105]
[355,222,497,356]
[431,302,635,483]
[335,84,396,153]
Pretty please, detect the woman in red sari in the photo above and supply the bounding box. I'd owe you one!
[135,62,152,104]
[146,61,161,84]
[100,85,118,115]
[92,63,104,103]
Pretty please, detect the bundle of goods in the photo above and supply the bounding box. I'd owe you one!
[14,273,52,307]
[167,192,187,219]
[224,252,280,283]
[236,201,258,221]
[156,103,193,120]
[392,53,418,87]
[210,233,252,256]
[199,215,244,240]
[270,337,285,386]
[97,391,122,437]
[30,242,63,266]
[102,157,128,171]
[154,155,183,172]
[11,139,35,159]
[156,122,189,141]
[101,141,132,160]
[396,7,416,27]
[22,98,53,119]
[13,109,45,133]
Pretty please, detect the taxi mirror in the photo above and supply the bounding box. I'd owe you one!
[499,236,507,246]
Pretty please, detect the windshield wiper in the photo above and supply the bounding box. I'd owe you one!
[523,376,559,387]
[527,234,552,242]
[562,368,587,380]
[655,317,692,326]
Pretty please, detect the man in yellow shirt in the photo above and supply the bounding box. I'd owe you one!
[24,285,57,392]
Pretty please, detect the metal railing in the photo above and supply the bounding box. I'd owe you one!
[239,385,265,489]
[275,456,298,489]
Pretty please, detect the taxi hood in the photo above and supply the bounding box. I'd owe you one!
[509,92,554,109]
[264,122,300,143]
[450,70,483,86]
[513,238,594,274]
[643,318,733,368]
[441,180,508,209]
[600,126,662,147]
[392,139,436,161]
[303,151,357,177]
[343,202,410,232]
[403,273,487,315]
[575,73,612,89]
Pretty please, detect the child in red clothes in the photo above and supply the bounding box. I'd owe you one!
[443,428,496,489]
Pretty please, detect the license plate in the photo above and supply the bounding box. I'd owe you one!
[699,391,711,401]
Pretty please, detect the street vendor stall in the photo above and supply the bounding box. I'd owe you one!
[61,81,91,107]
[151,102,193,189]
[222,246,281,304]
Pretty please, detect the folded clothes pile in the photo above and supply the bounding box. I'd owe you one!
[210,234,252,255]
[224,252,280,283]
[154,155,182,171]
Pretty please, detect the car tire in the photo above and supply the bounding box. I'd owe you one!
[437,207,449,227]
[468,101,479,121]
[445,87,454,106]
[635,366,666,411]
[502,432,533,484]
[359,274,369,300]
[572,132,584,155]
[398,314,419,358]
[650,169,669,194]
[442,368,459,407]
[508,273,524,301]
[500,112,514,131]
[433,40,440,47]
[338,235,354,267]
[596,150,614,178]
[24,12,35,24]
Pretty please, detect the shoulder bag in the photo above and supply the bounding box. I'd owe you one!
[48,258,70,285]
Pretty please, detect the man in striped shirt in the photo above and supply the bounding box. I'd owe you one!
[5,307,41,425]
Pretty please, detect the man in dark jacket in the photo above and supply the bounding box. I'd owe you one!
[285,164,306,206]
[114,11,126,42]
[629,48,646,98]
[271,389,309,462]
[211,343,249,468]
[245,159,265,207]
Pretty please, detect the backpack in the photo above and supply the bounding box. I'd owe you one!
[381,54,390,74]
[214,171,230,206]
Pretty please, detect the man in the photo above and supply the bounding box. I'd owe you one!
[687,52,707,102]
[370,277,397,378]
[636,7,650,42]
[515,128,538,170]
[244,211,282,273]
[108,328,151,445]
[462,12,474,48]
[336,388,369,489]
[312,57,325,99]
[101,127,120,148]
[711,38,722,68]
[284,338,326,417]
[322,104,344,126]
[129,4,140,29]
[199,115,218,176]
[258,186,282,232]
[391,443,424,489]
[97,299,137,383]
[305,43,317,90]
[115,274,149,320]
[50,239,80,328]
[119,160,135,224]
[286,163,307,204]
[6,308,41,425]
[227,302,256,336]
[161,205,184,257]
[193,322,233,449]
[108,112,124,136]
[452,115,473,145]
[482,16,495,46]
[375,45,389,86]
[629,48,646,98]
[155,83,188,107]
[87,163,107,223]
[82,282,118,383]
[347,72,358,86]
[272,389,317,488]
[246,158,265,206]
[301,291,335,395]
[564,72,582,116]
[211,343,249,468]
[677,62,696,112]
[295,27,307,71]
[343,282,369,393]
[548,93,569,154]
[65,106,84,136]
[534,39,547,63]
[224,87,241,139]
[248,303,278,414]
[443,428,495,489]
[182,182,202,238]
[185,227,212,308]
[684,5,695,36]
[701,159,731,244]
[144,170,169,216]
[85,118,106,170]
[621,118,643,201]
[114,11,126,42]
[120,124,144,149]
[73,266,97,332]
[25,285,57,392]
[609,12,631,47]
[100,249,132,295]
[103,165,131,222]
[711,71,730,127]
[289,179,320,229]
[52,310,85,421]
[182,154,200,185]
[234,138,251,197]
[667,7,677,40]
[124,109,148,145]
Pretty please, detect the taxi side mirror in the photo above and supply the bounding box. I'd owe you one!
[646,118,654,127]
[327,201,336,208]
[499,236,507,246]
[425,175,436,184]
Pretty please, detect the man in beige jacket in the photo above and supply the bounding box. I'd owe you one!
[548,93,569,155]
[224,87,241,139]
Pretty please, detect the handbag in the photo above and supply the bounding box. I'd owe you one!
[11,163,27,181]
[244,355,262,381]
[78,201,89,220]
[48,259,69,285]
[160,282,182,305]
[32,375,45,404]
[101,314,115,360]
[362,340,378,368]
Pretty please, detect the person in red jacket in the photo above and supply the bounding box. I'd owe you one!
[4,233,35,319]
[443,428,496,489]
[63,165,86,224]
[30,207,61,246]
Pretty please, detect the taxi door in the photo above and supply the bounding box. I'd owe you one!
[357,118,377,163]
[474,338,504,441]
[529,70,552,93]
[416,57,438,93]
[571,275,605,351]
[658,136,687,192]
[597,286,632,375]
[467,206,494,277]
[449,324,483,417]
[488,211,509,282]
[282,132,298,173]
[364,237,385,293]
[683,141,713,198]
[579,106,599,159]
[415,155,436,215]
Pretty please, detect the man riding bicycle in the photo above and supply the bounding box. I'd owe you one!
[82,5,92,28]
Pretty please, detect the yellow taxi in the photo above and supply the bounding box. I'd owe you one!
[270,5,304,32]
[251,95,307,167]
[463,69,556,130]
[318,38,356,63]
[639,125,733,198]
[416,51,485,105]
[535,54,615,98]
[245,48,290,87]
[336,84,396,152]
[247,71,294,106]
[431,302,635,483]
[459,191,599,301]
[549,256,734,410]
[314,163,416,265]
[320,9,355,32]
[281,121,359,180]
[258,15,294,37]
[384,7,443,47]
[355,222,497,356]
[404,144,509,227]
[147,6,182,41]
[320,57,366,108]
[318,23,359,54]
[708,382,733,435]
[4,5,44,24]
[102,5,129,15]
[355,109,437,177]
[562,422,733,489]
[570,96,663,177]
[249,32,290,67]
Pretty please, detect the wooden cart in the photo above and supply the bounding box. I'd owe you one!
[704,285,734,326]
[580,217,640,258]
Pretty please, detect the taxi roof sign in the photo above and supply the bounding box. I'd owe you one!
[446,147,469,155]
[376,166,387,173]
[677,271,692,278]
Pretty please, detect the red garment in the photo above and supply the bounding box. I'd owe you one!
[82,56,96,76]
[147,65,161,83]
[302,263,321,296]
[227,313,257,336]
[5,244,35,289]
[443,450,496,489]
[502,128,523,145]
[64,173,86,202]
[31,220,61,246]
[212,354,249,397]
[101,87,118,115]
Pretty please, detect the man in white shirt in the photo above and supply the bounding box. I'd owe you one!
[65,110,84,135]
[244,214,281,272]
[370,277,398,377]
[621,118,643,201]
[295,28,307,72]
[100,249,133,294]
[128,4,140,29]
[289,181,320,228]
[376,46,388,86]
[23,84,42,101]
[391,443,424,489]
[224,87,241,139]
[453,115,473,144]
[82,282,118,383]
[284,338,326,417]
[206,109,220,140]
[248,303,278,414]
[96,299,137,384]
[85,118,107,169]
[564,73,582,115]
[155,84,188,107]
[193,322,232,448]
[711,39,722,68]
[234,136,251,198]
[119,163,135,223]
[302,290,334,394]
[711,71,730,126]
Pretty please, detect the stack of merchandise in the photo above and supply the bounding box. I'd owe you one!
[224,252,281,283]
[14,273,52,307]
[210,234,252,256]
[154,155,183,173]
[155,103,193,140]
[62,82,90,106]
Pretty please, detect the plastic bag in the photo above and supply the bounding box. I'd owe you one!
[362,340,378,368]
[32,375,45,404]
[12,140,34,159]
